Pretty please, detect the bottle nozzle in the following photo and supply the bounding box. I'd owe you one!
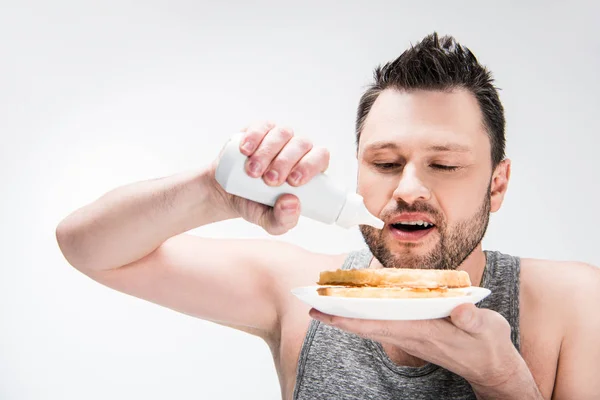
[336,192,385,229]
[361,211,385,229]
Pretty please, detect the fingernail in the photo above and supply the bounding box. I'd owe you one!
[248,161,261,176]
[241,141,254,153]
[289,170,302,185]
[265,170,278,183]
[281,201,297,213]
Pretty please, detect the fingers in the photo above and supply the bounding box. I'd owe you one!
[264,136,313,186]
[236,121,330,235]
[310,308,466,347]
[239,121,275,156]
[309,309,421,340]
[239,122,331,188]
[287,146,330,187]
[244,125,294,179]
[315,305,512,342]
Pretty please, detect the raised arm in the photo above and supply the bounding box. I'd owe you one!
[55,121,329,340]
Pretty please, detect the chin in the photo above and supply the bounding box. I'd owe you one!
[378,242,439,269]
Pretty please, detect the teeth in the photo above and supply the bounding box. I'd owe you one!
[396,220,433,227]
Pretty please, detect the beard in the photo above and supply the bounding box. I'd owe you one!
[359,186,491,270]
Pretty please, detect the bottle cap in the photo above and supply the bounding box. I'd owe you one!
[336,192,385,229]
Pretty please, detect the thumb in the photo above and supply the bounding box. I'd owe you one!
[261,194,301,235]
[450,303,488,335]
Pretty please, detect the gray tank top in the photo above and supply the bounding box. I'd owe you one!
[293,248,520,400]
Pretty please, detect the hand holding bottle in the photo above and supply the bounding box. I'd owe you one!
[211,121,384,234]
[211,121,331,235]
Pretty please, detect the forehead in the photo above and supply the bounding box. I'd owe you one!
[359,88,490,156]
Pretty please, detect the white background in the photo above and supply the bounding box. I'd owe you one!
[1,1,598,399]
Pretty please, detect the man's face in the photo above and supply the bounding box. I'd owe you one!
[358,88,504,270]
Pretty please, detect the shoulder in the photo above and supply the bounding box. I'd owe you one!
[519,258,600,397]
[520,257,600,323]
[520,257,599,297]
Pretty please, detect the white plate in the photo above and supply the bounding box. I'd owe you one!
[291,286,491,320]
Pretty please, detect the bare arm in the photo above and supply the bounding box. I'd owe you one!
[56,167,233,271]
[552,263,600,399]
[55,122,329,340]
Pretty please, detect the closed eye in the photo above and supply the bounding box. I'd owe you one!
[431,164,460,171]
[373,162,401,171]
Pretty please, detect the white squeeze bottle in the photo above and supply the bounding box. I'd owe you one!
[214,134,385,229]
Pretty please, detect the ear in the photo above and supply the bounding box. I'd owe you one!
[490,159,511,213]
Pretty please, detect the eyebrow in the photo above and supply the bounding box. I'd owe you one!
[363,141,471,153]
[363,142,400,152]
[426,144,471,153]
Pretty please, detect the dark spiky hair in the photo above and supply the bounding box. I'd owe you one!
[356,32,506,167]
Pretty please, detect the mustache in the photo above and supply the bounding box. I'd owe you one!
[380,200,442,222]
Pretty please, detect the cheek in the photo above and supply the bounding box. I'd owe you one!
[357,170,396,215]
[433,175,489,224]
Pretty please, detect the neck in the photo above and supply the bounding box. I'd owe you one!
[457,244,486,287]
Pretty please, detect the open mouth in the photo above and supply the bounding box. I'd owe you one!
[390,221,436,233]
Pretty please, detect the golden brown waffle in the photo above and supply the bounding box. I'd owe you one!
[317,268,471,289]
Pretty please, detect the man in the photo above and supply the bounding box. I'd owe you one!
[55,33,599,399]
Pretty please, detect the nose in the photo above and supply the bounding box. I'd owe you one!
[392,163,431,204]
